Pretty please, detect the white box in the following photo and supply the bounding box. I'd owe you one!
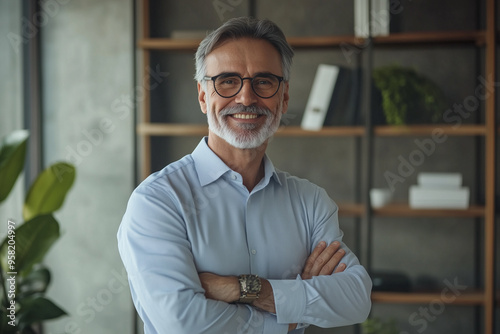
[417,172,463,188]
[409,185,470,209]
[301,64,340,131]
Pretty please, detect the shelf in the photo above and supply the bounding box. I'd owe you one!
[275,126,365,137]
[137,30,485,51]
[138,38,201,51]
[137,123,208,136]
[338,203,365,217]
[137,123,488,138]
[373,124,487,136]
[372,30,486,46]
[371,291,485,306]
[136,123,365,137]
[137,35,359,51]
[373,203,485,218]
[287,35,362,48]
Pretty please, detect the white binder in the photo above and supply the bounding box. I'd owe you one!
[301,64,340,131]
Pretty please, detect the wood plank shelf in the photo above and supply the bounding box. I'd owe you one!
[275,126,365,137]
[136,123,365,137]
[372,30,486,46]
[373,203,485,218]
[373,124,487,136]
[338,203,365,216]
[137,30,485,51]
[137,123,487,137]
[371,291,486,306]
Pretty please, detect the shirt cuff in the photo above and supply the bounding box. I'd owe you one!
[262,312,289,333]
[267,275,306,324]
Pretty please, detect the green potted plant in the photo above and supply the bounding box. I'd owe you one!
[362,317,399,334]
[0,130,76,333]
[372,65,447,125]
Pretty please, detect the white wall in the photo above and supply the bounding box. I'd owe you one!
[40,1,134,333]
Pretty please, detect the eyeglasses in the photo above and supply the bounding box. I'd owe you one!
[203,73,284,99]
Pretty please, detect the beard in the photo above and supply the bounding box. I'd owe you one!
[206,98,283,149]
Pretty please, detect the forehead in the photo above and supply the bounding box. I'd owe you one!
[205,38,282,76]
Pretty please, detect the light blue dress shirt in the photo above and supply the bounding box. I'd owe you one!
[117,137,372,334]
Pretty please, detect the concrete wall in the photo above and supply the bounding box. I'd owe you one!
[40,1,134,333]
[0,1,24,231]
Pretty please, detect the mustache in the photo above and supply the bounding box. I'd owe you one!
[219,105,272,116]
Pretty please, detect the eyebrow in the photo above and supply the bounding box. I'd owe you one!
[215,71,281,77]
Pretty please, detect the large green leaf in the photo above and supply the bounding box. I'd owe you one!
[0,130,29,203]
[18,266,51,299]
[0,214,60,276]
[23,162,76,221]
[17,296,67,331]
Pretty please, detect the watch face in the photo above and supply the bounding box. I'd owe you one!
[239,275,261,302]
[246,276,261,293]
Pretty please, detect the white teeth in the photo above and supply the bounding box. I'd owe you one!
[233,113,258,119]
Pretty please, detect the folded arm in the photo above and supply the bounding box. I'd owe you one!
[200,241,349,332]
[118,186,288,334]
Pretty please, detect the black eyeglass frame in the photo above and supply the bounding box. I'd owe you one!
[203,73,284,99]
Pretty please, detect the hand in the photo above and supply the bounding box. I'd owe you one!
[301,241,346,280]
[285,242,346,331]
[199,272,239,303]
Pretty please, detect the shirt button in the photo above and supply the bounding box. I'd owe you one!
[251,249,257,255]
[231,174,237,180]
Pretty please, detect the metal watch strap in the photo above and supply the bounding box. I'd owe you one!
[238,274,261,303]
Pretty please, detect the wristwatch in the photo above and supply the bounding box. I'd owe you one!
[238,274,261,303]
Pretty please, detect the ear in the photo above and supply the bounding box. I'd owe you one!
[198,82,208,114]
[281,81,290,115]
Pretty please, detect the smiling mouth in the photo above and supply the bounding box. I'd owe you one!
[231,113,260,120]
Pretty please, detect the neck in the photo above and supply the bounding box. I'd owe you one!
[207,132,267,192]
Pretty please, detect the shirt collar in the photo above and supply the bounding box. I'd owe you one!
[192,137,281,187]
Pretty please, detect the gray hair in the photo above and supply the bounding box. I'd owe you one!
[194,17,294,83]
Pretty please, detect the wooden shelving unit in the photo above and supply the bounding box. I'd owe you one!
[136,1,496,332]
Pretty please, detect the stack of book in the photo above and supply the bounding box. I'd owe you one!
[409,173,470,209]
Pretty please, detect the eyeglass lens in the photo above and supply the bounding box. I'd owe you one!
[214,74,281,98]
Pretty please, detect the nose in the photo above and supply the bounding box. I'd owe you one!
[234,78,258,106]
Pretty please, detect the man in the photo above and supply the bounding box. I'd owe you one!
[118,17,371,333]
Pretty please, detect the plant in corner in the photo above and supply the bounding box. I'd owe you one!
[372,65,448,125]
[0,130,76,333]
[362,317,399,334]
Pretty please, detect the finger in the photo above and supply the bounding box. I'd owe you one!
[318,248,346,275]
[317,245,344,276]
[334,263,347,273]
[309,241,341,276]
[302,241,327,279]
